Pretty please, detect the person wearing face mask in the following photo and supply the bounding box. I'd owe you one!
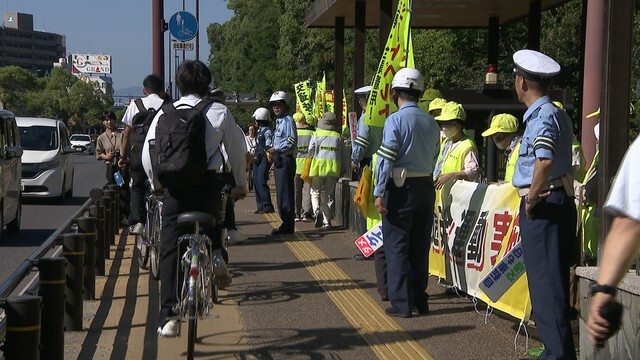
[428,97,448,143]
[481,113,521,183]
[433,101,480,189]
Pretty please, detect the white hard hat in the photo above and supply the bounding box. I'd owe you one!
[252,107,271,121]
[354,85,372,95]
[391,67,424,92]
[269,91,289,104]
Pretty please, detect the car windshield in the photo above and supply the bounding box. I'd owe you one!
[19,126,58,151]
[70,135,91,142]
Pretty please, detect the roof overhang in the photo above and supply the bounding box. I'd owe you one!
[305,0,574,29]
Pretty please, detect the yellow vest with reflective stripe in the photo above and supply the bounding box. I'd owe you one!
[295,128,314,174]
[440,138,477,175]
[310,129,341,177]
[504,141,521,183]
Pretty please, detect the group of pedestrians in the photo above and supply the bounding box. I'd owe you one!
[96,49,636,355]
[345,48,638,359]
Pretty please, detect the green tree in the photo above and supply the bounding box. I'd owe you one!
[0,66,39,113]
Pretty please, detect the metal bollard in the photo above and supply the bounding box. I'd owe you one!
[89,205,106,274]
[37,258,65,360]
[76,216,97,300]
[2,295,42,360]
[62,233,85,331]
[104,189,118,237]
[102,196,114,246]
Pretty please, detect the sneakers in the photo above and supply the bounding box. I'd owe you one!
[295,215,303,222]
[212,249,232,289]
[314,212,324,228]
[129,222,144,235]
[302,213,314,222]
[157,319,179,337]
[227,229,248,245]
[322,223,332,229]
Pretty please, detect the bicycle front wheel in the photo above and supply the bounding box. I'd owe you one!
[135,234,149,269]
[187,296,197,360]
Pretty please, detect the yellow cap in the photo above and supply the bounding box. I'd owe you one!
[293,112,306,123]
[586,107,600,118]
[553,101,565,111]
[428,98,447,113]
[420,88,443,103]
[481,114,519,137]
[435,101,466,121]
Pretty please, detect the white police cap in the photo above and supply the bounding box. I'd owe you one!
[354,85,372,95]
[513,49,560,79]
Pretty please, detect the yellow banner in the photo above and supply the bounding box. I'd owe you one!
[315,73,327,117]
[430,180,531,321]
[365,0,414,127]
[342,89,348,132]
[324,91,334,113]
[294,80,314,119]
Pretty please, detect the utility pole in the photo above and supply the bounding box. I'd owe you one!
[152,0,165,82]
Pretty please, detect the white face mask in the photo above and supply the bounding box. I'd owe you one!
[495,141,506,150]
[441,127,457,139]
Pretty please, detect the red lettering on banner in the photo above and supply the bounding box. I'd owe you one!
[490,211,513,265]
[389,43,401,62]
[504,214,520,254]
[377,105,390,118]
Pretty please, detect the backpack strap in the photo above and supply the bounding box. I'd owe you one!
[134,98,146,112]
[194,99,214,113]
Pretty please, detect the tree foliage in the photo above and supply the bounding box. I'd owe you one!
[0,66,113,132]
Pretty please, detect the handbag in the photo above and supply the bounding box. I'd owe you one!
[300,157,313,184]
[353,165,372,216]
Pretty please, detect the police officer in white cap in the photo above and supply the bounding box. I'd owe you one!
[512,49,577,359]
[352,85,383,172]
[267,91,298,235]
[373,67,440,318]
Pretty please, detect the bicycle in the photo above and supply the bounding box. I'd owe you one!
[135,191,163,280]
[174,211,216,360]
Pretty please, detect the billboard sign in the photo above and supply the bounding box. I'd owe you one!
[72,53,111,74]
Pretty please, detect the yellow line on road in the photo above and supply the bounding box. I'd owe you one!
[263,212,433,360]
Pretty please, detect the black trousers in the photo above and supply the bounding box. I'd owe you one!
[383,177,434,314]
[128,165,147,226]
[158,172,225,324]
[520,190,577,360]
[274,154,296,232]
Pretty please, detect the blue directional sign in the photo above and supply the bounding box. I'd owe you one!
[169,11,198,42]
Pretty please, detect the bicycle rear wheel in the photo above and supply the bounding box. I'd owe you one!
[187,298,197,360]
[135,234,149,269]
[149,203,162,279]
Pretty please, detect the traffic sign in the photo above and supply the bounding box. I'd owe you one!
[172,42,194,51]
[169,11,198,42]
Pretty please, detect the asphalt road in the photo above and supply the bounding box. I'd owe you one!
[0,152,106,286]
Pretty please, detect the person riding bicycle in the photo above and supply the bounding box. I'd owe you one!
[141,60,248,337]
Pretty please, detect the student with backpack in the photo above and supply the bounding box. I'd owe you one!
[119,74,169,235]
[141,61,247,337]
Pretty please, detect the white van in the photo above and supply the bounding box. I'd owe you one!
[0,110,23,237]
[16,117,74,200]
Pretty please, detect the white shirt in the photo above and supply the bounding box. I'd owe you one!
[141,94,247,190]
[604,136,640,222]
[122,93,166,127]
[245,135,257,155]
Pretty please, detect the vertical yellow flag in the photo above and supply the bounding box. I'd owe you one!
[365,0,414,127]
[315,73,327,117]
[342,89,348,132]
[294,80,314,118]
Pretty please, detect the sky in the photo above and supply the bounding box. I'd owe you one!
[3,0,234,93]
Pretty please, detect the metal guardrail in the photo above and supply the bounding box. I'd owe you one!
[0,196,96,349]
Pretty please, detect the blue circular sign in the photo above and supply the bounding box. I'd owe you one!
[169,11,198,42]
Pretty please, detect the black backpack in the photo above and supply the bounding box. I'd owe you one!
[128,98,163,171]
[152,99,214,188]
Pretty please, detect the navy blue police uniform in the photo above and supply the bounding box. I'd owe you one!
[253,126,275,213]
[512,49,577,360]
[272,113,298,234]
[374,101,440,317]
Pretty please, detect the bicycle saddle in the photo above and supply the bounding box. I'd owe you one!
[177,212,215,227]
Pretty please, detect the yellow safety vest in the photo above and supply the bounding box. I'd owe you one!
[365,154,382,230]
[572,136,586,182]
[295,128,314,174]
[504,141,521,183]
[439,138,478,175]
[309,129,341,177]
